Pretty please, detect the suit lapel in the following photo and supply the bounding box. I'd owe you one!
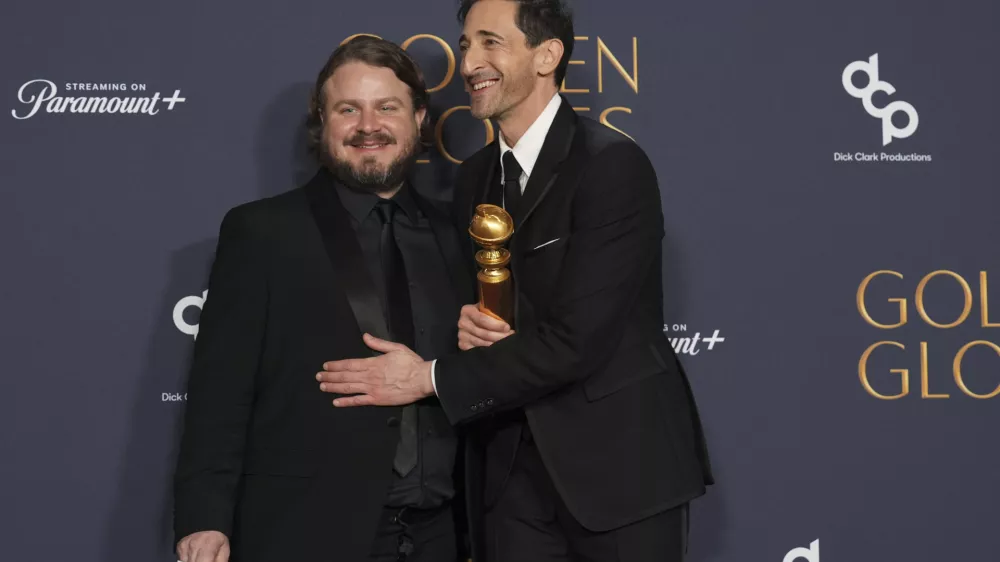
[413,191,475,304]
[469,142,499,221]
[304,169,391,352]
[515,99,577,231]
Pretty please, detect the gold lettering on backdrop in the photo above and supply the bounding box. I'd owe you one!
[600,107,634,141]
[953,341,1000,399]
[339,32,641,162]
[400,35,455,93]
[859,341,909,399]
[915,270,972,329]
[340,33,381,44]
[857,270,998,399]
[920,342,950,398]
[857,270,907,329]
[982,271,999,327]
[560,37,591,94]
[597,37,638,93]
[435,106,495,165]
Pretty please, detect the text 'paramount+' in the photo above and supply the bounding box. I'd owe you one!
[11,79,186,119]
[663,324,726,356]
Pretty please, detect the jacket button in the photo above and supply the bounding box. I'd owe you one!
[386,416,400,427]
[471,404,479,412]
[486,398,494,406]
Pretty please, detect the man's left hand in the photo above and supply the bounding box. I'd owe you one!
[317,333,434,407]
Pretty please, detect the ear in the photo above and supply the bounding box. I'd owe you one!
[414,106,427,131]
[534,38,564,79]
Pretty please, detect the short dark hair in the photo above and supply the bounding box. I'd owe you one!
[306,36,432,159]
[458,0,575,86]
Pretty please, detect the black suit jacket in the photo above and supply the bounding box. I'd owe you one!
[436,99,714,545]
[172,169,472,562]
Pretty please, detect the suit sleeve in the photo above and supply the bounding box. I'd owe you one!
[435,141,664,424]
[173,207,267,540]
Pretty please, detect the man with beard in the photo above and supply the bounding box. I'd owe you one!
[316,1,713,561]
[172,36,471,562]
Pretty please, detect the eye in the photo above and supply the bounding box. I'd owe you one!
[340,107,356,115]
[485,38,499,47]
[380,105,397,112]
[458,43,469,52]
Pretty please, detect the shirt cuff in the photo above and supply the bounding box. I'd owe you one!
[430,359,438,396]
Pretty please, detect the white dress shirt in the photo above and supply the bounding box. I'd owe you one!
[431,93,563,395]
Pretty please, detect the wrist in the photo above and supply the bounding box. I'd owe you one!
[417,360,434,397]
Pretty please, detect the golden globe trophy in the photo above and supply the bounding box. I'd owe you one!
[469,204,515,325]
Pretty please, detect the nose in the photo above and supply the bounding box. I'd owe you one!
[460,45,484,82]
[357,108,380,134]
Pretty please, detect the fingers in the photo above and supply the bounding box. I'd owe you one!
[321,357,375,372]
[458,316,512,343]
[176,539,190,562]
[317,368,374,384]
[215,541,230,562]
[178,532,226,562]
[458,331,496,350]
[362,332,409,353]
[333,394,376,407]
[318,382,372,395]
[194,537,225,562]
[461,304,511,332]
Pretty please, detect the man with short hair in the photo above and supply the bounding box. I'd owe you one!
[173,36,470,562]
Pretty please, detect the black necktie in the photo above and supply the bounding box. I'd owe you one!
[502,150,523,218]
[374,199,418,477]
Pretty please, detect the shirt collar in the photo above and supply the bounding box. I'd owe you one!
[498,93,562,180]
[333,179,419,224]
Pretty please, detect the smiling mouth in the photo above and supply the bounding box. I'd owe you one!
[471,79,499,92]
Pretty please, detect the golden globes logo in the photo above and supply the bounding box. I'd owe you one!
[341,32,639,163]
[857,270,1000,399]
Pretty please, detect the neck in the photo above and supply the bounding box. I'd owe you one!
[497,83,558,147]
[375,182,404,199]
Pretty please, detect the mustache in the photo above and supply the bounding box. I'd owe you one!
[345,131,396,146]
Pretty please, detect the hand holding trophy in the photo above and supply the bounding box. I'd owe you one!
[468,204,515,325]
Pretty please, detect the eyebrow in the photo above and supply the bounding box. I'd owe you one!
[459,30,505,43]
[333,96,406,107]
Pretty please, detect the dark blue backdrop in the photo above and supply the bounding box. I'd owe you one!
[3,1,998,561]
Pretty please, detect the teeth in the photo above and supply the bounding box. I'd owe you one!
[473,79,498,91]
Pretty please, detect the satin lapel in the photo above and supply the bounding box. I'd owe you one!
[304,171,391,352]
[469,142,500,220]
[413,192,475,305]
[515,100,577,231]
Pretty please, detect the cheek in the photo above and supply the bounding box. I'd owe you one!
[324,123,351,150]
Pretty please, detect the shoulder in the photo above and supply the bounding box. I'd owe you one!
[456,141,496,178]
[219,184,310,239]
[574,115,651,167]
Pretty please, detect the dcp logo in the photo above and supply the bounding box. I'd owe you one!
[842,54,918,146]
[174,290,207,339]
[784,539,819,562]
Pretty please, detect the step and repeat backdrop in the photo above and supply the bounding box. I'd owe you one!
[2,0,997,560]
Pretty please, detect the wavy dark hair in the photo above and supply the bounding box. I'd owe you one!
[306,36,432,160]
[458,0,575,86]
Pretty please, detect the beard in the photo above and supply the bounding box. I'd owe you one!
[323,130,420,194]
